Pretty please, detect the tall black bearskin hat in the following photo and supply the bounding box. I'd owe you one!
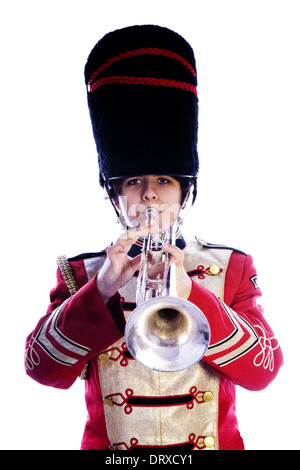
[84,25,199,187]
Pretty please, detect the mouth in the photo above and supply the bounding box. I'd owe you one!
[136,206,162,217]
[127,203,179,230]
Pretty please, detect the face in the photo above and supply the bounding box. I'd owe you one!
[117,175,182,229]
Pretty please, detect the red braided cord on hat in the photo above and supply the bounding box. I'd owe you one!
[88,47,196,84]
[88,75,198,96]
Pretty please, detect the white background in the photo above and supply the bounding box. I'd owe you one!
[1,0,299,450]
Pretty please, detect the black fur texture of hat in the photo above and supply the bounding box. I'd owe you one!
[84,25,199,186]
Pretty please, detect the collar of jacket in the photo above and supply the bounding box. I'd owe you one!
[128,234,186,258]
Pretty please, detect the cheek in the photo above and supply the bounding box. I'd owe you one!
[164,187,182,206]
[118,193,147,226]
[118,188,136,211]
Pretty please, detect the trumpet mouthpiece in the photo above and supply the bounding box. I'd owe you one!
[144,207,158,222]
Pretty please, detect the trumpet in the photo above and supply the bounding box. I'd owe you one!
[124,208,210,372]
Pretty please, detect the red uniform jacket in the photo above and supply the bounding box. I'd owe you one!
[25,238,283,450]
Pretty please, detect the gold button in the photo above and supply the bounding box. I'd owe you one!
[103,396,113,406]
[204,436,215,448]
[209,264,220,275]
[203,391,214,402]
[98,353,109,362]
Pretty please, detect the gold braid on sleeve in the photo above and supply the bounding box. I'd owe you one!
[56,255,89,380]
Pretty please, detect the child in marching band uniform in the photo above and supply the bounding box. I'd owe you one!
[25,25,283,450]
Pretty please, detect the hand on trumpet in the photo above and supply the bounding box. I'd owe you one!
[96,221,159,304]
[162,242,192,300]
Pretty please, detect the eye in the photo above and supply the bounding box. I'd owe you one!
[126,177,142,186]
[157,177,170,184]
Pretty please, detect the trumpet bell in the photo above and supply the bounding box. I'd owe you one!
[125,296,210,372]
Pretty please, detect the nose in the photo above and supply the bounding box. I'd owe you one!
[141,180,158,201]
